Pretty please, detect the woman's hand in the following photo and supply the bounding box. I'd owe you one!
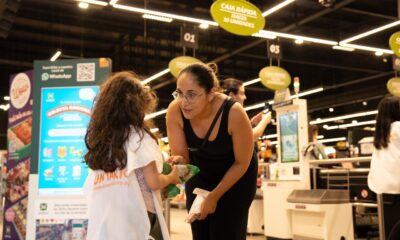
[168,165,182,185]
[167,155,186,165]
[198,192,218,220]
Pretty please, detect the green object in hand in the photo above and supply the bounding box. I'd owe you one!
[162,162,200,198]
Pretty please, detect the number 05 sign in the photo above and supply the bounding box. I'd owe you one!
[181,26,199,49]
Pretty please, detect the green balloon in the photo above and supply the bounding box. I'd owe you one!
[168,56,203,78]
[389,32,400,57]
[259,66,291,90]
[210,0,265,36]
[387,77,400,97]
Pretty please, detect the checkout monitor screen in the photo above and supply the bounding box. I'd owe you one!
[279,111,299,163]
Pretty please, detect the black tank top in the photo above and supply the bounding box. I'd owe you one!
[182,98,256,187]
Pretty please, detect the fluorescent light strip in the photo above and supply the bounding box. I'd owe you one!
[290,87,323,99]
[263,134,277,139]
[332,45,354,52]
[262,0,295,17]
[252,32,277,39]
[145,109,167,120]
[244,87,322,112]
[150,128,159,133]
[310,110,378,124]
[317,135,324,139]
[143,14,173,23]
[141,68,170,85]
[243,78,261,86]
[338,120,376,128]
[77,0,108,6]
[161,137,168,142]
[50,50,62,61]
[340,20,400,44]
[259,30,338,45]
[340,43,393,54]
[319,137,346,143]
[113,3,218,26]
[109,0,118,5]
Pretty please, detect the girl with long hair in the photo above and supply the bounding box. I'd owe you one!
[84,71,180,240]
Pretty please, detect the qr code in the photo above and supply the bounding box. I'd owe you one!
[77,63,95,82]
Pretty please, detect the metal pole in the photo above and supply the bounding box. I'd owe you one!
[377,194,385,240]
[164,199,171,233]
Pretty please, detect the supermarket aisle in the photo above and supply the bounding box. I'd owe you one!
[170,207,265,240]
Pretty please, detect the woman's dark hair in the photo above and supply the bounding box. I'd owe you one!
[222,78,243,95]
[84,71,157,172]
[373,96,400,149]
[178,63,219,93]
[308,124,319,142]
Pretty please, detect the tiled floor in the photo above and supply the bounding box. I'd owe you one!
[170,207,265,240]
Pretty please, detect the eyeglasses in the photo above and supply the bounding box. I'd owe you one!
[172,90,204,103]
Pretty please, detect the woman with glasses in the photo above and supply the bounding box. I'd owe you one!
[166,63,256,240]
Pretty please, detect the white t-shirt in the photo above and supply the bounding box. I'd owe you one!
[368,121,400,194]
[84,129,169,240]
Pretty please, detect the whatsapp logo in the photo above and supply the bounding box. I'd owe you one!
[41,73,49,81]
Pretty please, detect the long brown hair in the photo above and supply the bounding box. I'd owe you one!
[373,96,400,149]
[84,71,157,172]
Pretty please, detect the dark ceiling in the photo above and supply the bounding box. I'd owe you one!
[1,0,399,146]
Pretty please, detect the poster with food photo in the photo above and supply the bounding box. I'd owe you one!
[3,70,33,240]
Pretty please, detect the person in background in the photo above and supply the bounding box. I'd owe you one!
[307,124,328,160]
[221,78,271,141]
[84,71,181,240]
[368,96,400,239]
[166,63,256,240]
[368,96,400,240]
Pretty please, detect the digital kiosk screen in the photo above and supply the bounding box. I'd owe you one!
[279,111,299,163]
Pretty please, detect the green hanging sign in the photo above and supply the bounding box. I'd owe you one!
[389,32,400,57]
[387,77,400,96]
[259,66,291,90]
[210,0,265,36]
[168,56,203,78]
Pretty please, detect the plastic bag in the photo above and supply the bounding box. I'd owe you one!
[162,162,200,198]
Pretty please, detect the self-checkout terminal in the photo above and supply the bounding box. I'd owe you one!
[262,97,310,239]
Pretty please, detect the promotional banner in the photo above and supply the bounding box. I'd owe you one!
[210,0,265,36]
[3,70,33,240]
[26,58,111,240]
[259,66,291,90]
[387,77,400,97]
[168,56,203,78]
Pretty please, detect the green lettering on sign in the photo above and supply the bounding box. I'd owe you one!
[168,56,203,78]
[387,77,400,96]
[259,66,291,90]
[210,0,265,36]
[389,32,400,57]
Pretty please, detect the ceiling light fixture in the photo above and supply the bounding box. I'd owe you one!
[258,30,338,46]
[252,32,277,39]
[329,107,334,112]
[374,51,383,56]
[323,120,376,130]
[294,39,304,44]
[290,87,323,99]
[319,137,346,143]
[141,68,170,85]
[78,2,89,9]
[113,3,218,26]
[340,43,393,54]
[142,14,173,23]
[262,0,295,17]
[150,128,159,133]
[77,0,108,6]
[199,23,209,29]
[243,78,261,86]
[50,50,62,61]
[109,0,118,5]
[4,96,10,101]
[340,20,400,44]
[310,110,378,124]
[332,45,354,52]
[144,109,167,120]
